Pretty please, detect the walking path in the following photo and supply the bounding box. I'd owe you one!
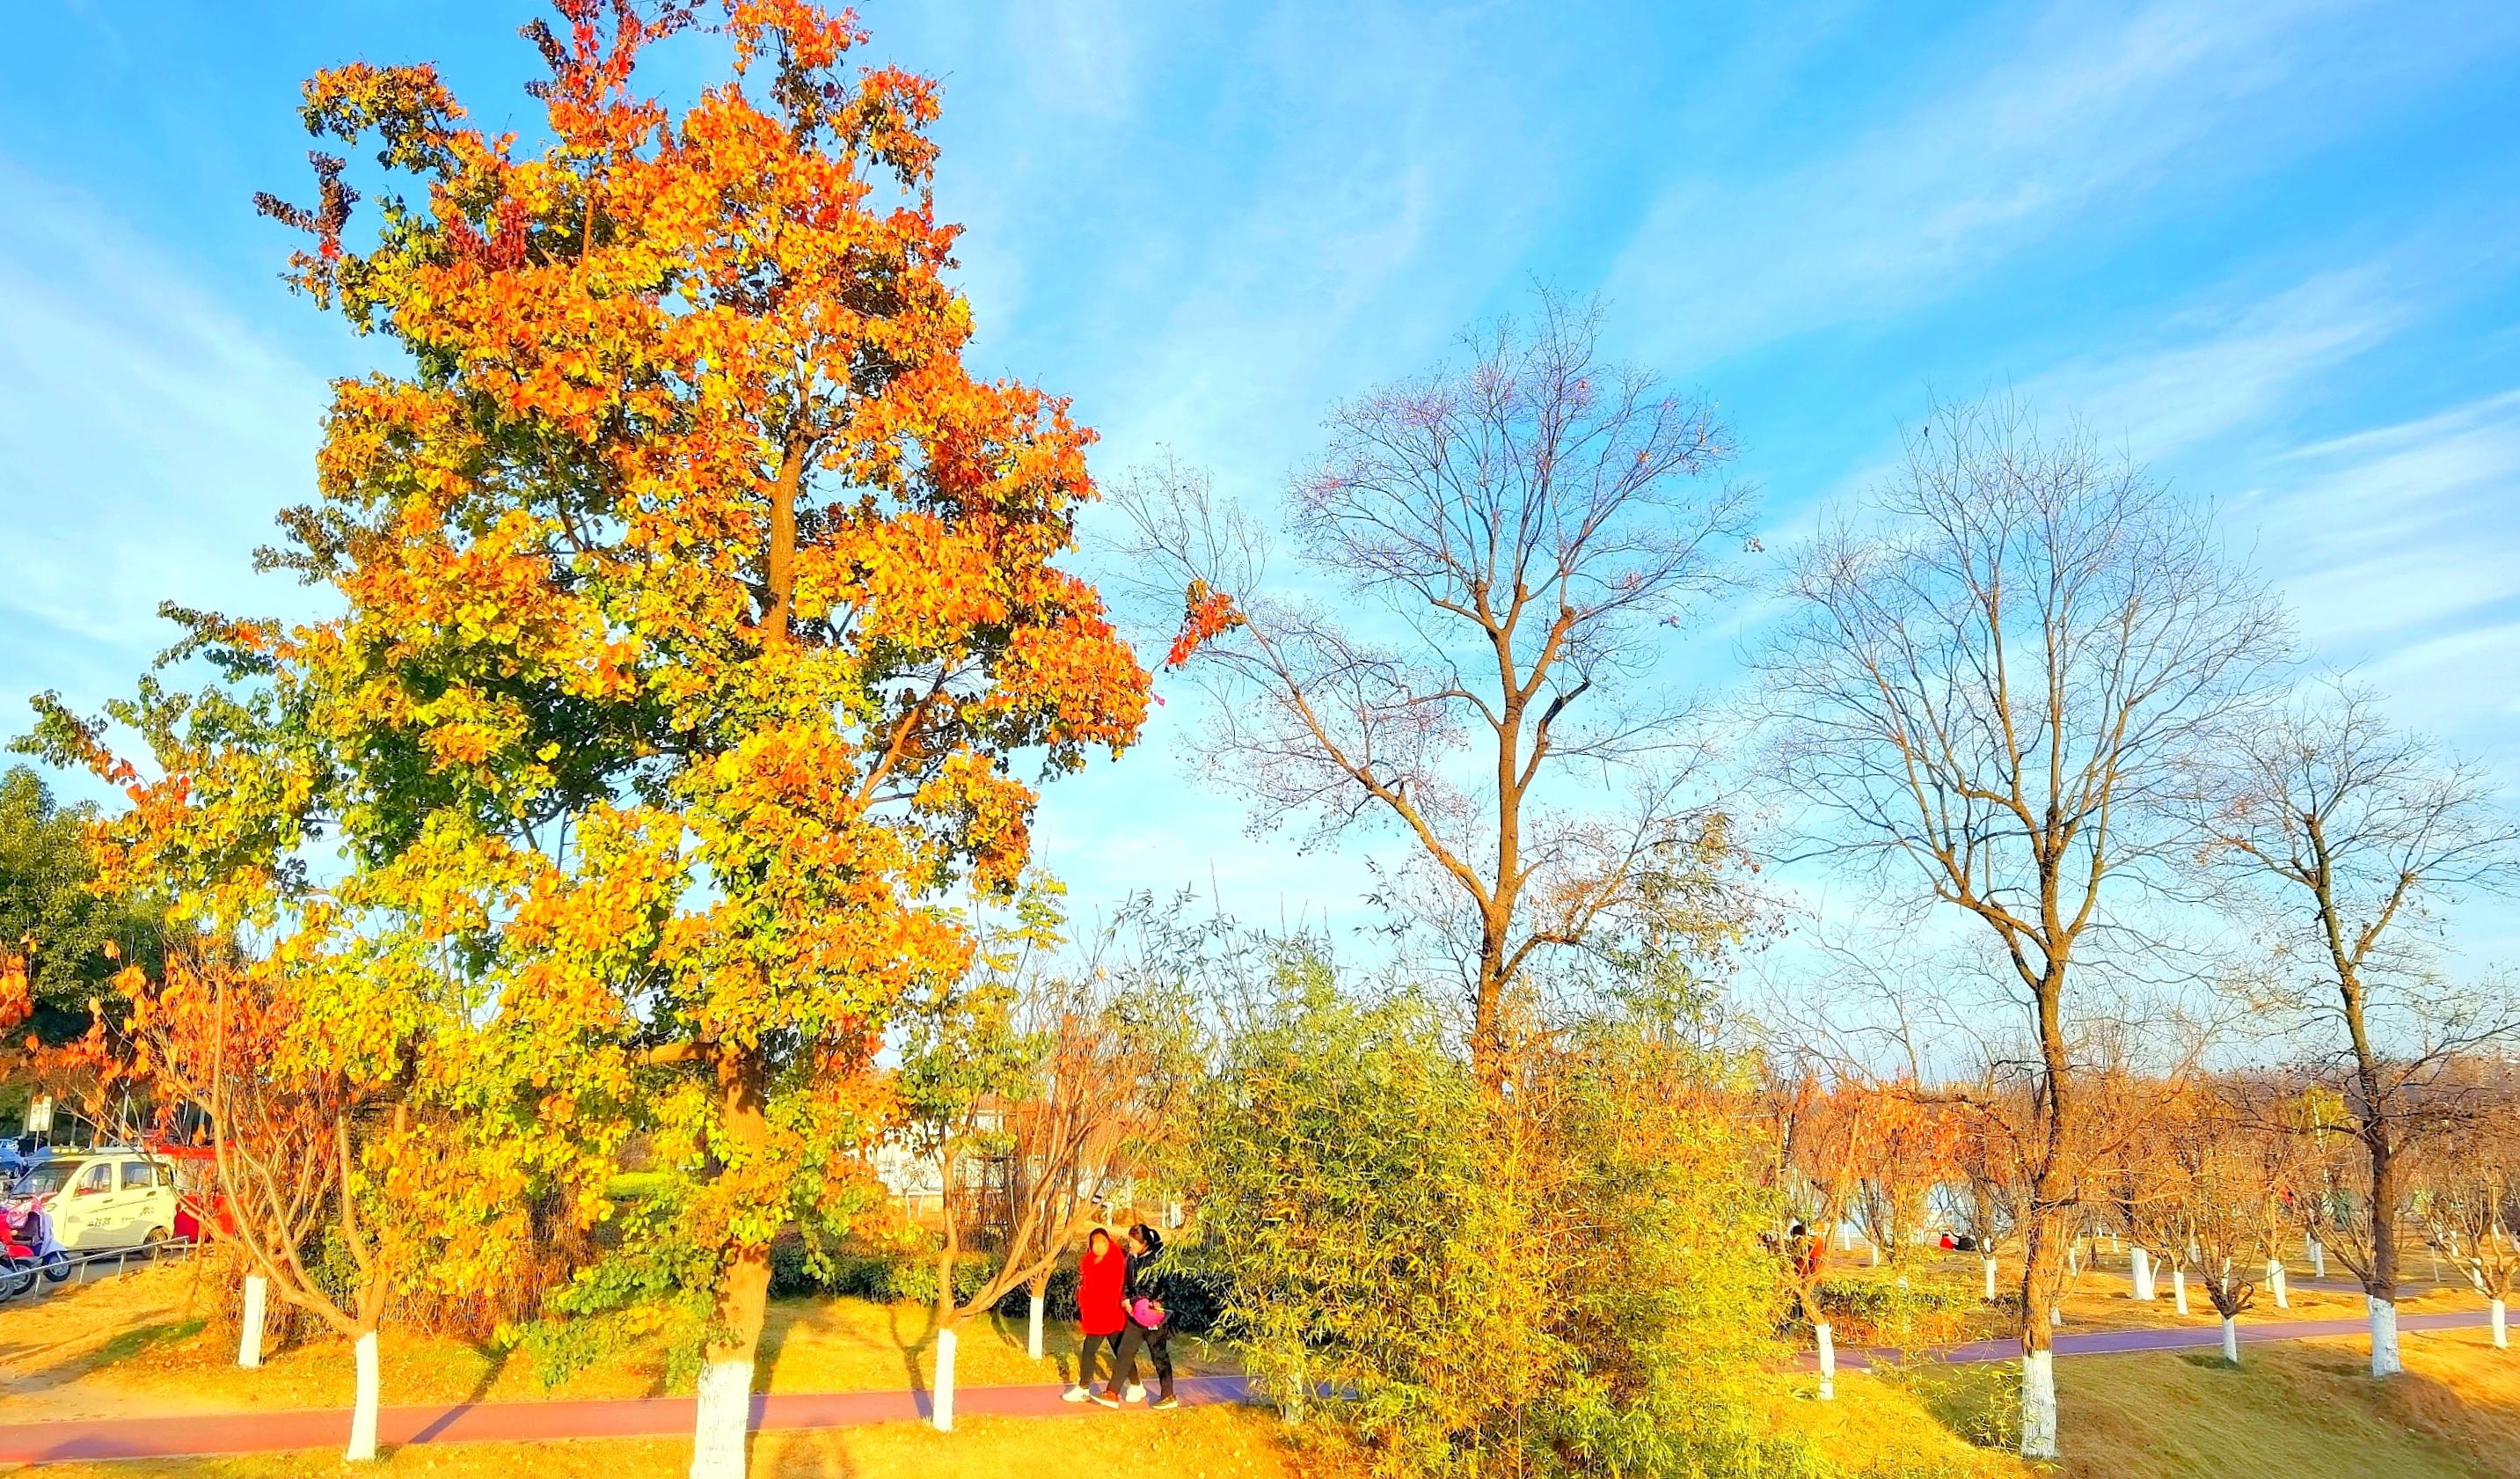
[1822,1307,2489,1371]
[0,1310,2494,1466]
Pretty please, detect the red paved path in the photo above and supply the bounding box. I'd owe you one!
[0,1311,2492,1466]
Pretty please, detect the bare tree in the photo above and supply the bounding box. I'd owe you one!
[2410,1058,2520,1350]
[898,899,1201,1430]
[1756,396,2288,1458]
[2184,678,2520,1374]
[1111,293,1757,1080]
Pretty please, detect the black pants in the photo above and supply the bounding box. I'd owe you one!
[1112,1323,1173,1397]
[1079,1330,1122,1390]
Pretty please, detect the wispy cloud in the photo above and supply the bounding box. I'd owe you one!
[0,160,326,724]
[2020,268,2407,456]
[1604,0,2507,368]
[2236,388,2520,650]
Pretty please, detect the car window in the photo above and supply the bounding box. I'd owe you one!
[12,1164,77,1196]
[77,1162,112,1194]
[120,1161,172,1190]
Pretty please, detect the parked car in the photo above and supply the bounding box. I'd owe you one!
[3,1150,181,1253]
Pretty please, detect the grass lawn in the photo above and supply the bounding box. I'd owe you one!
[0,1263,1230,1423]
[19,1403,1325,1479]
[1780,1326,2520,1479]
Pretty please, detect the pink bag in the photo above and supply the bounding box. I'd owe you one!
[1129,1295,1165,1330]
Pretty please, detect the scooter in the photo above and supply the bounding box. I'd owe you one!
[1,1202,69,1298]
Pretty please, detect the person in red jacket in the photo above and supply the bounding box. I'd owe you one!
[1063,1226,1129,1405]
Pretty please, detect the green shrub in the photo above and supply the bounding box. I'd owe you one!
[1810,1275,1977,1351]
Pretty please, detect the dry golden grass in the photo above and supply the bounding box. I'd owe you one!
[0,1265,1228,1422]
[1859,1326,2520,1479]
[19,1403,1326,1479]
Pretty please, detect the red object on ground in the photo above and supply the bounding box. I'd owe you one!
[1077,1241,1127,1336]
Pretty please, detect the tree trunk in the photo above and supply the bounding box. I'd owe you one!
[237,1274,268,1369]
[2173,1268,2189,1316]
[1983,1256,1998,1302]
[2019,1218,2063,1461]
[2268,1259,2289,1309]
[2491,1297,2508,1351]
[1815,1320,1837,1401]
[2020,1350,2057,1461]
[2220,1316,2239,1366]
[1027,1285,1046,1361]
[345,1328,381,1462]
[2369,1297,2401,1377]
[932,1325,960,1432]
[2130,1246,2155,1301]
[2312,1240,2326,1278]
[693,1051,774,1479]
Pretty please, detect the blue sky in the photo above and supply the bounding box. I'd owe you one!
[4,0,2518,966]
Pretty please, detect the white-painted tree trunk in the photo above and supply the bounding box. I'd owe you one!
[2020,1350,2058,1461]
[690,1357,752,1479]
[2220,1316,2239,1366]
[345,1329,381,1462]
[2068,1241,2080,1278]
[2173,1268,2191,1316]
[1840,1223,1853,1251]
[237,1275,268,1369]
[1027,1297,1045,1361]
[2269,1260,2289,1309]
[2131,1247,2156,1301]
[2049,1304,2063,1328]
[932,1326,959,1432]
[2312,1241,2326,1278]
[1868,1240,1880,1267]
[1815,1320,1837,1401]
[2370,1299,2403,1377]
[1983,1256,1999,1301]
[2491,1297,2508,1351]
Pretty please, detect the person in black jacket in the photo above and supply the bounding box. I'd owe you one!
[1106,1222,1177,1409]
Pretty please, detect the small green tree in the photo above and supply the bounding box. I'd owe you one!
[0,764,166,1045]
[1194,948,1805,1479]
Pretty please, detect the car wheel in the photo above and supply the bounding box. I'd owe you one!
[143,1226,172,1252]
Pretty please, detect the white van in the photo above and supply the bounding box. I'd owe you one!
[7,1152,181,1251]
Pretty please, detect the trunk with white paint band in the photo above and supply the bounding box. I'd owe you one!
[2130,1246,2155,1301]
[238,1275,268,1369]
[691,1358,751,1478]
[2220,1316,2239,1365]
[346,1329,381,1462]
[2268,1259,2288,1309]
[1815,1321,1837,1401]
[2370,1298,2402,1377]
[1983,1256,1999,1301]
[2492,1298,2508,1350]
[932,1326,959,1431]
[2020,1350,2058,1461]
[2173,1268,2190,1316]
[2311,1240,2326,1278]
[1027,1296,1045,1360]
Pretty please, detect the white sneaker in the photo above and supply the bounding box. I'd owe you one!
[1061,1386,1092,1402]
[1124,1383,1146,1403]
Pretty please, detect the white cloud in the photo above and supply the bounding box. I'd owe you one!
[2021,268,2406,456]
[0,162,330,730]
[2239,389,2520,648]
[1603,0,2485,368]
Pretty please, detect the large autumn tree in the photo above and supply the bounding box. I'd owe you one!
[201,4,1145,1474]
